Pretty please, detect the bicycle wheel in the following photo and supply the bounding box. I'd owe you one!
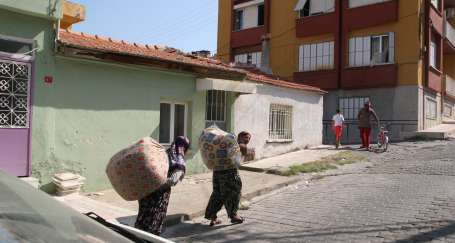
[383,136,389,152]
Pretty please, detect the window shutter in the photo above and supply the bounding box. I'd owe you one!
[310,0,325,15]
[349,38,355,67]
[388,32,395,63]
[257,52,262,67]
[299,46,304,71]
[325,0,335,13]
[363,36,371,66]
[355,37,363,67]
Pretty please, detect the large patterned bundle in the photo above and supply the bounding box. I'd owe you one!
[199,126,242,171]
[106,137,169,201]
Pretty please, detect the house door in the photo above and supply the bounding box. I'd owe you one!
[0,59,32,176]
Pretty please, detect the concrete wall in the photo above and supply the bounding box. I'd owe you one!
[32,57,209,191]
[233,84,323,159]
[323,85,420,144]
[0,0,62,20]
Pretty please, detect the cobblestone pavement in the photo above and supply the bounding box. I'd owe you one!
[164,139,455,243]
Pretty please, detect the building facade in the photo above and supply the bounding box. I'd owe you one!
[218,0,455,144]
[0,0,324,191]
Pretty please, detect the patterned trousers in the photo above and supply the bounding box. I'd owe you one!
[135,187,171,235]
[205,169,242,219]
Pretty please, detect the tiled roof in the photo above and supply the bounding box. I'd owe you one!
[58,30,325,94]
[58,30,243,74]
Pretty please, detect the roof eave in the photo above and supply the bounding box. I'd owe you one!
[56,41,247,81]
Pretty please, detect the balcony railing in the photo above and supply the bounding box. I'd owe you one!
[446,74,455,97]
[445,20,455,48]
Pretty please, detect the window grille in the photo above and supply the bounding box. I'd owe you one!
[339,97,370,120]
[269,104,293,140]
[206,90,227,130]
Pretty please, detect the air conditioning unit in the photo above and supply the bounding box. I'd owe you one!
[446,8,455,20]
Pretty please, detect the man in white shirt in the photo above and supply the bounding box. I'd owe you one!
[332,109,345,149]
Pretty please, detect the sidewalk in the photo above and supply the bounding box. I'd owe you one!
[240,146,339,174]
[56,147,344,227]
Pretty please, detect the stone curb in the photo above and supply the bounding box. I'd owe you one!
[163,176,302,227]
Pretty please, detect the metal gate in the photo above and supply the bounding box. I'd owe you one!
[0,59,32,176]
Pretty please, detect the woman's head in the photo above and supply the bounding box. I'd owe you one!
[174,136,190,153]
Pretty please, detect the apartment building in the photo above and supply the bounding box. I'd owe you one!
[218,0,455,143]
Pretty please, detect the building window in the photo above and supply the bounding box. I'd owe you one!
[426,98,437,120]
[206,90,227,130]
[444,103,453,118]
[348,33,394,67]
[269,104,293,141]
[295,0,335,18]
[299,41,334,72]
[235,52,262,68]
[258,4,265,26]
[234,9,244,31]
[159,102,187,144]
[339,97,370,120]
[349,0,392,8]
[429,39,440,69]
[233,1,264,31]
[0,35,34,58]
[431,0,439,10]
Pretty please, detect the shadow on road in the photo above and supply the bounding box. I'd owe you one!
[165,219,455,242]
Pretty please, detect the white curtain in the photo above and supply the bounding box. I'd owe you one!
[310,0,335,14]
[349,0,389,8]
[294,0,308,11]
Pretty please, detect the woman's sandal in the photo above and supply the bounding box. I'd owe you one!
[230,216,244,224]
[209,219,222,226]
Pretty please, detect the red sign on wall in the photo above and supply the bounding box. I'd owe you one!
[44,76,53,85]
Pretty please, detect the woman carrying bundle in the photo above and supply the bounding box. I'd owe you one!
[135,136,190,235]
[204,131,251,226]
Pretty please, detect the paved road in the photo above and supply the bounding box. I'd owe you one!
[164,139,455,243]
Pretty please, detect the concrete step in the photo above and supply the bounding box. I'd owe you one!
[414,123,455,140]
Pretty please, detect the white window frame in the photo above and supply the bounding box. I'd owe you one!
[348,32,394,67]
[295,0,335,18]
[348,0,392,9]
[206,90,227,124]
[429,40,437,69]
[443,103,453,118]
[233,1,264,31]
[235,52,262,68]
[299,41,334,72]
[338,97,370,120]
[268,104,293,142]
[431,0,439,10]
[159,101,188,145]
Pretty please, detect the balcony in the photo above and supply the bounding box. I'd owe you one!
[293,70,339,90]
[444,20,455,53]
[231,26,266,49]
[341,64,398,89]
[296,12,338,38]
[343,0,398,31]
[446,75,455,98]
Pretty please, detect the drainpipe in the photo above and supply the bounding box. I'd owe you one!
[337,0,344,89]
[260,34,273,74]
[420,0,427,130]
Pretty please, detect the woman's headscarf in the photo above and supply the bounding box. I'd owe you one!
[168,136,190,173]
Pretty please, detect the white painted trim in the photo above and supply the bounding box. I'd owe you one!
[234,0,264,10]
[159,101,188,145]
[196,78,257,94]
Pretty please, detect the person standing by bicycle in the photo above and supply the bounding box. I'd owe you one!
[357,101,379,150]
[332,109,345,149]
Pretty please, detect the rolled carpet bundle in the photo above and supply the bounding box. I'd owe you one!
[106,137,169,201]
[199,126,242,171]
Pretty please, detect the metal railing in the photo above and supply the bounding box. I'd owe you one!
[446,74,455,97]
